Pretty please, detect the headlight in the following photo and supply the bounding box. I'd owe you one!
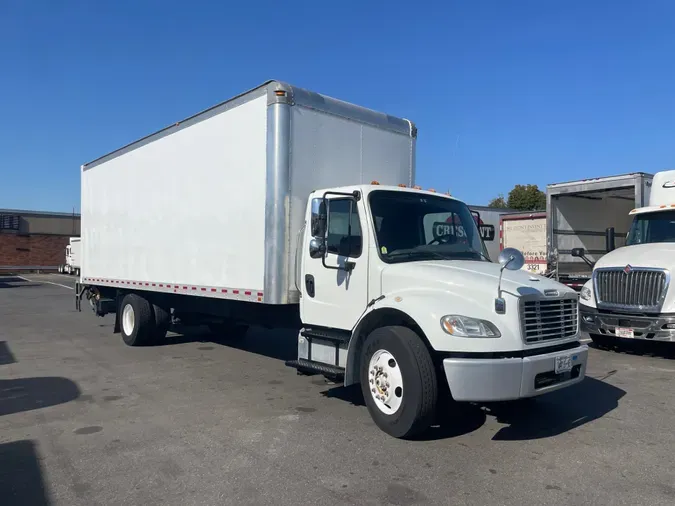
[580,286,592,301]
[440,315,501,338]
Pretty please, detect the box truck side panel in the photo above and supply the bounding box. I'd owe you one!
[82,93,268,292]
[501,215,547,274]
[286,105,415,301]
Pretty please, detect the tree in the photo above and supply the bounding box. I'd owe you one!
[488,194,508,208]
[506,184,546,211]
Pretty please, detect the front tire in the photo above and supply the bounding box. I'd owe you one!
[120,294,156,346]
[360,326,438,438]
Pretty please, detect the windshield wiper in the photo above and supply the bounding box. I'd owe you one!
[386,249,449,261]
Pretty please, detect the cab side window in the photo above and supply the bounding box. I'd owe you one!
[326,199,362,257]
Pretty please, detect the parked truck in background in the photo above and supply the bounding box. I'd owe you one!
[546,173,653,290]
[58,237,81,276]
[579,169,675,348]
[77,80,588,438]
[499,212,547,274]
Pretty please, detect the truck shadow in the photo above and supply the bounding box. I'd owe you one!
[0,377,81,417]
[323,377,624,442]
[164,325,298,362]
[0,439,51,505]
[591,340,675,360]
[485,376,625,441]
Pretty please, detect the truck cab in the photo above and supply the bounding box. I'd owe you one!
[579,170,675,345]
[295,183,588,437]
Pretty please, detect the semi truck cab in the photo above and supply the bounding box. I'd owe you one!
[580,169,675,344]
[295,183,588,436]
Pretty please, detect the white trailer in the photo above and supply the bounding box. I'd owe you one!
[500,212,548,274]
[78,81,587,438]
[547,173,652,289]
[58,237,81,275]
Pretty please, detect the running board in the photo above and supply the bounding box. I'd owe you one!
[285,359,345,378]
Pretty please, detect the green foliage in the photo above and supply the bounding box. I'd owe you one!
[487,185,546,211]
[506,184,546,211]
[488,194,508,208]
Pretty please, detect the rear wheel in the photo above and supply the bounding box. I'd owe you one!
[120,294,156,346]
[360,326,437,439]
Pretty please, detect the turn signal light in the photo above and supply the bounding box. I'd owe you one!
[413,185,422,190]
[398,183,407,187]
[371,180,380,185]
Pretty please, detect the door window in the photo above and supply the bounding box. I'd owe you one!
[326,199,362,257]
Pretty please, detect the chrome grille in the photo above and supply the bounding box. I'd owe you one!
[521,298,578,344]
[594,268,668,311]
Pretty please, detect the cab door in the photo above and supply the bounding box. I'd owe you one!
[300,194,370,331]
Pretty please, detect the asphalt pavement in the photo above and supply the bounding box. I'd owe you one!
[1,273,674,505]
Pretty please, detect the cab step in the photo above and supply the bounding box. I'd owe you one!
[285,358,345,379]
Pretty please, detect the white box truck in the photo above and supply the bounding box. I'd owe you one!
[58,237,81,276]
[547,173,653,290]
[579,169,675,348]
[77,81,587,438]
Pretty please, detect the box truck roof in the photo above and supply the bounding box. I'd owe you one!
[82,80,417,171]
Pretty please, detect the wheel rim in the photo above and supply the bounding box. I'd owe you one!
[368,349,404,415]
[122,303,135,336]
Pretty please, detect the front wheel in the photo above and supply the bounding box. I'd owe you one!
[360,326,438,439]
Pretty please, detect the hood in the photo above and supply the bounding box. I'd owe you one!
[595,243,675,270]
[381,260,576,299]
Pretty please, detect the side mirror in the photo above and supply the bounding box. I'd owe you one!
[605,227,615,252]
[498,247,525,271]
[308,238,325,259]
[571,247,585,258]
[310,199,327,238]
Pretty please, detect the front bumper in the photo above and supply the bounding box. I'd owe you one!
[580,305,675,342]
[442,344,588,402]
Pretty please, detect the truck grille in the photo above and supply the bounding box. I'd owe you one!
[521,298,578,344]
[594,268,668,311]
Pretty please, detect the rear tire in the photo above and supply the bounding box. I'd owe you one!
[120,294,156,346]
[360,326,438,439]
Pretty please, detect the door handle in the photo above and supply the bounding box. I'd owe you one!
[305,275,315,298]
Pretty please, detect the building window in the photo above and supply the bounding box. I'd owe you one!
[0,214,19,231]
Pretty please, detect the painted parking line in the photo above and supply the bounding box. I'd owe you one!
[16,275,74,290]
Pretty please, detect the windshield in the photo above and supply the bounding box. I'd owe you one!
[626,210,675,245]
[369,190,488,264]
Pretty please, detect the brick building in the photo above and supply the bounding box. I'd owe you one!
[0,209,81,269]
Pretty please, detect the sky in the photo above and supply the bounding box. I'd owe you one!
[1,0,674,212]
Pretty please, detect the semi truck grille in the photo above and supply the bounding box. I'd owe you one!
[594,268,668,312]
[521,298,578,344]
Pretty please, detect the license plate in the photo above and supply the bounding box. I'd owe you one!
[554,354,574,374]
[615,327,634,338]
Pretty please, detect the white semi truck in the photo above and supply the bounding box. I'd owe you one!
[77,81,588,438]
[579,169,675,347]
[58,237,81,276]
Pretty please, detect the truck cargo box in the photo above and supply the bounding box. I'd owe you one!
[81,81,416,305]
[546,172,652,283]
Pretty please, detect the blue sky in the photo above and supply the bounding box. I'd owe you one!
[1,0,674,212]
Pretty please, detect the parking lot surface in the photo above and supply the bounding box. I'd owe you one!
[1,273,675,505]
